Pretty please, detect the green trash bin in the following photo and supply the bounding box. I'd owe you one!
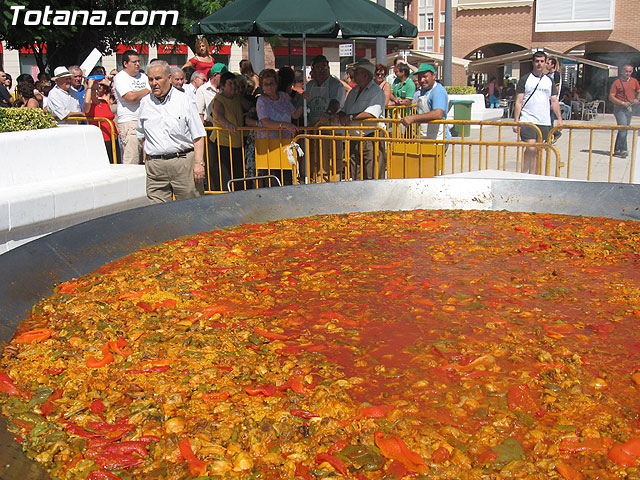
[450,99,474,137]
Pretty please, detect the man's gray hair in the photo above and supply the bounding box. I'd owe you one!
[191,71,206,83]
[68,65,81,74]
[148,60,171,77]
[169,66,184,77]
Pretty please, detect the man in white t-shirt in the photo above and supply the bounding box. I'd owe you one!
[513,51,562,174]
[47,66,84,124]
[113,50,150,164]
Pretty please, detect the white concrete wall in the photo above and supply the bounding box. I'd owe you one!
[0,125,148,253]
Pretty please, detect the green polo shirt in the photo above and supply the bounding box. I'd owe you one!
[391,77,416,100]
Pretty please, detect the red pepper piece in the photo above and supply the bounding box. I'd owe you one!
[556,462,584,480]
[90,398,105,414]
[327,440,350,455]
[184,238,199,247]
[160,260,179,271]
[316,453,349,476]
[157,299,177,309]
[518,242,550,253]
[431,446,451,464]
[374,431,427,473]
[245,384,277,397]
[295,462,315,480]
[86,352,114,368]
[202,391,231,402]
[562,248,586,258]
[507,384,540,414]
[290,409,320,419]
[591,324,614,334]
[559,437,612,454]
[178,438,207,476]
[43,367,64,375]
[108,337,132,357]
[0,372,31,398]
[86,421,135,434]
[383,460,409,479]
[124,365,170,374]
[358,404,395,419]
[11,328,52,345]
[254,327,288,341]
[87,471,124,480]
[279,376,308,395]
[477,449,498,463]
[202,304,232,317]
[136,301,156,313]
[95,453,144,470]
[138,435,161,443]
[608,438,640,466]
[57,282,79,294]
[98,441,149,457]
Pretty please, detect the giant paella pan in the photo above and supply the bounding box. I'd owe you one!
[2,178,640,480]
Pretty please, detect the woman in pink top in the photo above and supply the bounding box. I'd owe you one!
[182,37,214,77]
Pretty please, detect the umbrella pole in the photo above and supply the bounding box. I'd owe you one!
[303,33,308,184]
[303,33,307,127]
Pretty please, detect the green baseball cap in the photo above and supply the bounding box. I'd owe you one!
[209,63,228,75]
[416,63,436,74]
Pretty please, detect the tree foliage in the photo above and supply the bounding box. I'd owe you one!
[0,0,236,74]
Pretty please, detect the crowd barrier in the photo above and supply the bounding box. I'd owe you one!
[549,124,639,183]
[64,114,639,187]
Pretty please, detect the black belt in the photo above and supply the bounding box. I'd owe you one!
[148,148,193,160]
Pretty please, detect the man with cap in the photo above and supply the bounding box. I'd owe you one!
[305,54,346,182]
[47,66,84,123]
[401,64,450,142]
[195,63,227,125]
[334,59,386,180]
[136,60,206,203]
[113,49,151,165]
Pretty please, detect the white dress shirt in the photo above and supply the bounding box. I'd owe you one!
[136,87,206,156]
[47,85,82,123]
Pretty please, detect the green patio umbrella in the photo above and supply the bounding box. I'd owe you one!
[192,0,418,38]
[192,0,417,127]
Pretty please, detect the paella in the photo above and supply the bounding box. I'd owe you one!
[1,209,640,480]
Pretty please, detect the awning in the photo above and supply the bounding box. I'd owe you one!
[467,48,618,76]
[457,0,533,10]
[387,50,470,68]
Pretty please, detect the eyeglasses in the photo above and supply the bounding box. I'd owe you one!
[262,81,276,86]
[375,72,384,77]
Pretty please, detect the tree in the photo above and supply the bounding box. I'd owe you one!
[0,0,236,75]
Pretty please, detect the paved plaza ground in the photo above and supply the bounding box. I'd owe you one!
[440,113,640,183]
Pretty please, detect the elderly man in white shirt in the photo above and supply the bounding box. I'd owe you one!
[334,59,386,180]
[136,61,206,203]
[47,67,84,124]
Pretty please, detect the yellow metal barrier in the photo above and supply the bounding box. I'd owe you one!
[66,116,118,164]
[361,118,561,177]
[549,124,640,183]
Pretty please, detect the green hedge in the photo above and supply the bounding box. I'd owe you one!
[0,108,57,133]
[445,86,477,95]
